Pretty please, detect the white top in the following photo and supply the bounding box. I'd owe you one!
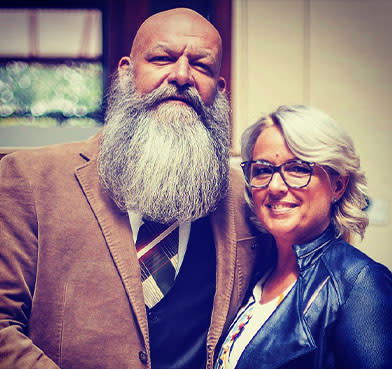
[216,276,296,369]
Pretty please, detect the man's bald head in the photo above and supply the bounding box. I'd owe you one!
[119,7,226,106]
[131,8,223,66]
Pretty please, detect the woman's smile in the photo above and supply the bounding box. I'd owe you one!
[265,200,299,214]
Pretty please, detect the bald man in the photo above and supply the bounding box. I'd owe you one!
[0,8,260,369]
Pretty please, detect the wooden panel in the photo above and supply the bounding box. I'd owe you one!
[214,0,232,98]
[105,0,149,79]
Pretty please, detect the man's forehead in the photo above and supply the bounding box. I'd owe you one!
[131,9,222,58]
[145,42,217,61]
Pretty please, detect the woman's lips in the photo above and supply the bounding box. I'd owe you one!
[266,201,299,214]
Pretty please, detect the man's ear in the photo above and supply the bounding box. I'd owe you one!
[217,76,226,93]
[332,175,349,201]
[117,56,132,90]
[118,56,131,75]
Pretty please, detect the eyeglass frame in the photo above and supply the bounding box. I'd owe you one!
[240,159,317,189]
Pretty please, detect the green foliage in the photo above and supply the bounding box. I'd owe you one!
[0,61,103,126]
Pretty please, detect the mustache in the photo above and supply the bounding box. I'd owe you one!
[136,84,205,116]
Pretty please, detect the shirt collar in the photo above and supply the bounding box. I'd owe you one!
[127,211,191,277]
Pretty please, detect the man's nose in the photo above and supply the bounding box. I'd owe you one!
[268,172,288,193]
[167,57,194,87]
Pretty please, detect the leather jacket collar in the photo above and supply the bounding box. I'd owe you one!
[293,224,336,271]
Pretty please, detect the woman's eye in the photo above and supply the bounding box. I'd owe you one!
[286,164,311,174]
[252,166,272,177]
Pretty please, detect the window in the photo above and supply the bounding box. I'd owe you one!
[0,4,103,146]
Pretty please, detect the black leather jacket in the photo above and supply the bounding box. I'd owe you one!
[236,225,392,369]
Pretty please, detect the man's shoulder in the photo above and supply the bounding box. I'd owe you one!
[229,165,246,196]
[0,132,102,185]
[213,165,259,240]
[2,132,101,169]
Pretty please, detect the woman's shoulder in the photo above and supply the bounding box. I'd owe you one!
[321,239,392,300]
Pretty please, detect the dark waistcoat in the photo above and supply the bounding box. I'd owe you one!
[148,216,216,369]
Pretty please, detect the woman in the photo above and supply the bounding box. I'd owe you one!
[216,105,392,369]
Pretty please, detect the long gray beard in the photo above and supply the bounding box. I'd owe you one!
[98,69,230,223]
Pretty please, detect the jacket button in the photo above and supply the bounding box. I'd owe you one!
[139,350,148,364]
[148,311,158,323]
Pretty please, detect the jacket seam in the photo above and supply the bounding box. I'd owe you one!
[337,262,372,311]
[303,275,331,315]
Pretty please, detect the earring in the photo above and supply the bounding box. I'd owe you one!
[332,198,338,204]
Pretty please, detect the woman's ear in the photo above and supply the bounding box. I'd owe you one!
[332,175,349,202]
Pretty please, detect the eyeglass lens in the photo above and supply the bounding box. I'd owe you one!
[248,161,312,188]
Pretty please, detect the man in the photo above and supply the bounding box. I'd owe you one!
[0,8,259,369]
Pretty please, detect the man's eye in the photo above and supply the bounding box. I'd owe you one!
[150,56,172,63]
[192,62,212,75]
[193,62,207,70]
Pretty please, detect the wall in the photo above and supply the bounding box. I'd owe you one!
[232,0,392,268]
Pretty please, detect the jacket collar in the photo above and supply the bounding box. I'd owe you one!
[74,131,150,352]
[79,130,102,162]
[293,224,336,271]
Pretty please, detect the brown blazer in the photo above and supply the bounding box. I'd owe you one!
[0,133,259,369]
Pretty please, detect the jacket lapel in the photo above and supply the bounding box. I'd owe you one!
[207,168,258,366]
[74,135,149,347]
[208,183,237,348]
[236,284,316,369]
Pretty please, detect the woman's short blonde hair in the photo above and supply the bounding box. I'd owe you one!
[240,104,369,239]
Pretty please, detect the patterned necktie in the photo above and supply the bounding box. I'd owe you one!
[135,219,179,308]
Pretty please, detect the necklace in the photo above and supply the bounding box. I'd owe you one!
[217,303,255,368]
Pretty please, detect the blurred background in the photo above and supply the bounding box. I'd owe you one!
[0,0,391,268]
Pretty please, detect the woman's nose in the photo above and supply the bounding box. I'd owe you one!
[268,171,288,193]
